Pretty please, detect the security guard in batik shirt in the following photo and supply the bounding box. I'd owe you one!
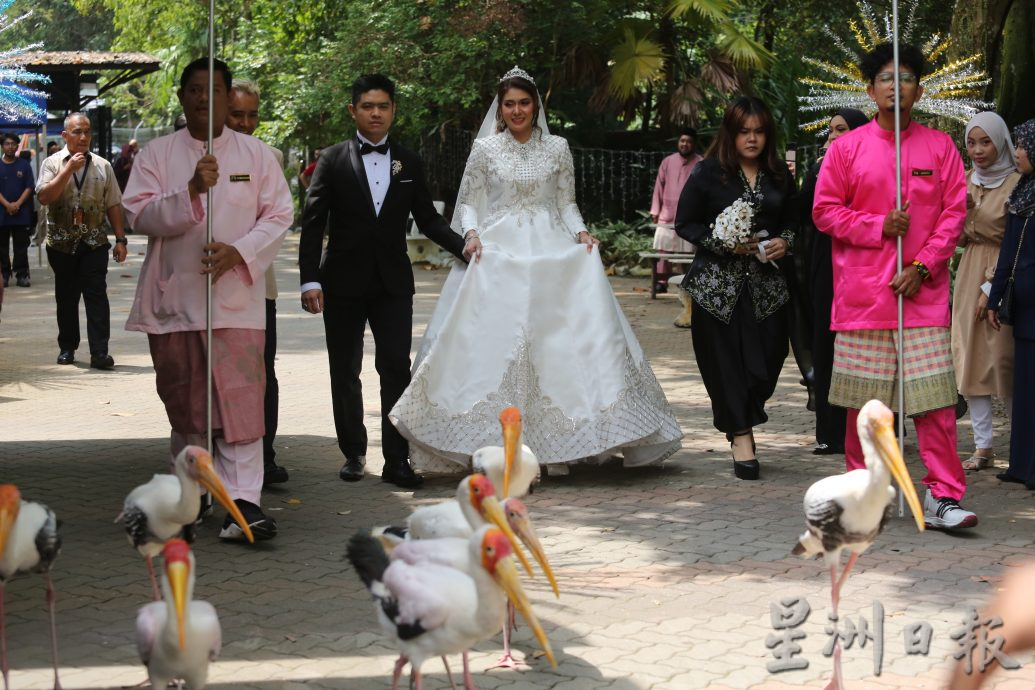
[36,112,128,369]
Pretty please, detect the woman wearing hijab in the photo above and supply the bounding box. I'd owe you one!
[800,108,869,455]
[952,112,1019,471]
[987,118,1035,488]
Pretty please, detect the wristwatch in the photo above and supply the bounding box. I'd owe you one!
[114,237,128,245]
[911,260,930,281]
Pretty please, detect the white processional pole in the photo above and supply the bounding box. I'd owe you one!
[206,0,215,455]
[892,0,906,517]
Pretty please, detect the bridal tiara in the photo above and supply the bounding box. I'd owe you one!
[500,65,535,85]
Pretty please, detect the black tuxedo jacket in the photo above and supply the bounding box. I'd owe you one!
[299,138,466,297]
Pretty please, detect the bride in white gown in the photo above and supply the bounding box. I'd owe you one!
[390,66,683,474]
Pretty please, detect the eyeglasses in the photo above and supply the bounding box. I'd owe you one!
[875,72,918,85]
[66,129,92,137]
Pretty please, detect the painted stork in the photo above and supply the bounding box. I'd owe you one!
[405,476,532,574]
[0,485,62,690]
[135,539,221,690]
[348,525,556,690]
[793,399,925,690]
[472,407,538,498]
[118,446,254,600]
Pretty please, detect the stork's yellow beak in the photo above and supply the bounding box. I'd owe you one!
[492,555,557,668]
[874,419,925,532]
[0,485,21,560]
[166,560,189,651]
[508,508,560,598]
[481,496,534,576]
[196,454,255,543]
[501,415,522,497]
[0,502,17,561]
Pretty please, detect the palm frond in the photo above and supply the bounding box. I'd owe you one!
[667,0,734,23]
[609,28,665,100]
[716,21,772,70]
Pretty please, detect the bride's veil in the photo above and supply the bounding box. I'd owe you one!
[451,66,550,232]
[474,70,551,140]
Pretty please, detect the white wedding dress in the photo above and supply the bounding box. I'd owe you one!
[390,130,683,473]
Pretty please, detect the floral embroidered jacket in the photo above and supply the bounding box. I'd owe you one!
[674,157,797,323]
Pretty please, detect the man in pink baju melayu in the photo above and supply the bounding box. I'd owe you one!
[123,58,293,541]
[650,127,702,298]
[813,42,976,530]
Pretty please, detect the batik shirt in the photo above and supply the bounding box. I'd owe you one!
[36,147,122,254]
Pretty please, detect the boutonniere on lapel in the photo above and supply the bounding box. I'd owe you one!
[392,160,403,177]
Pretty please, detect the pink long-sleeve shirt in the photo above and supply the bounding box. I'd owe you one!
[812,119,966,331]
[123,128,293,334]
[650,152,702,224]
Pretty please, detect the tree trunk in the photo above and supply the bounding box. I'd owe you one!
[997,1,1035,125]
[658,15,675,136]
[949,0,1034,125]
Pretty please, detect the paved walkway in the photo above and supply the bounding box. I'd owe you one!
[1,235,1033,690]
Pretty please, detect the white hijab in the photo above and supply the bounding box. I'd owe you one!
[966,111,1017,189]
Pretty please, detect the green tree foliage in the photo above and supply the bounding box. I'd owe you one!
[8,0,114,52]
[34,0,980,152]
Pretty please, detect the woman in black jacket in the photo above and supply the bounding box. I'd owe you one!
[675,96,796,479]
[799,108,869,455]
[988,118,1035,488]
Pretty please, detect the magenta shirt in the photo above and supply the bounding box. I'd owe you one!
[651,152,702,225]
[812,120,966,331]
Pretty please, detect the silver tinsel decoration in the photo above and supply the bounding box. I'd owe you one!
[798,0,993,133]
[0,0,49,123]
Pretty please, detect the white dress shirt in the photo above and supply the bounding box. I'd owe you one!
[357,131,391,217]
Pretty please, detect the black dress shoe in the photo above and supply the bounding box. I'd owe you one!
[15,276,29,288]
[733,459,760,480]
[263,462,290,486]
[997,471,1025,484]
[90,354,115,369]
[339,456,366,482]
[382,460,424,489]
[56,350,75,365]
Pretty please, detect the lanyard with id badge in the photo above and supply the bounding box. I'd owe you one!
[71,163,88,231]
[70,155,93,233]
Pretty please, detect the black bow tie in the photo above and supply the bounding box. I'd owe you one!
[359,140,389,155]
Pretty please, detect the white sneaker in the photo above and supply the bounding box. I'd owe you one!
[923,489,978,530]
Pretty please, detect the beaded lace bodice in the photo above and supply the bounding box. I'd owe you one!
[453,131,586,239]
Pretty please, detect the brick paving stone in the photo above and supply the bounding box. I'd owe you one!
[3,234,1035,688]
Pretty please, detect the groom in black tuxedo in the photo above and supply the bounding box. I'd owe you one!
[299,74,470,488]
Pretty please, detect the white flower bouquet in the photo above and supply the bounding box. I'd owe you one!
[711,199,755,250]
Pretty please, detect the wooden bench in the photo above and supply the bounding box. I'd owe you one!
[638,252,695,299]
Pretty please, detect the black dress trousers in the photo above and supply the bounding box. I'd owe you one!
[692,288,788,434]
[47,243,111,355]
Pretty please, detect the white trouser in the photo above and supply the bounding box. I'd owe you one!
[170,431,263,505]
[966,395,1011,450]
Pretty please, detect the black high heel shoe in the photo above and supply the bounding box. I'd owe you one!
[730,431,759,480]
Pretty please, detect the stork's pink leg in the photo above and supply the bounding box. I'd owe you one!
[487,601,524,670]
[822,640,844,690]
[462,652,476,690]
[412,668,423,690]
[145,556,161,602]
[829,565,840,617]
[833,553,859,606]
[390,655,407,690]
[440,656,457,690]
[1,583,9,690]
[44,574,62,690]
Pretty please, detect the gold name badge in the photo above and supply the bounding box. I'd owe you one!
[229,174,251,182]
[912,169,933,177]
